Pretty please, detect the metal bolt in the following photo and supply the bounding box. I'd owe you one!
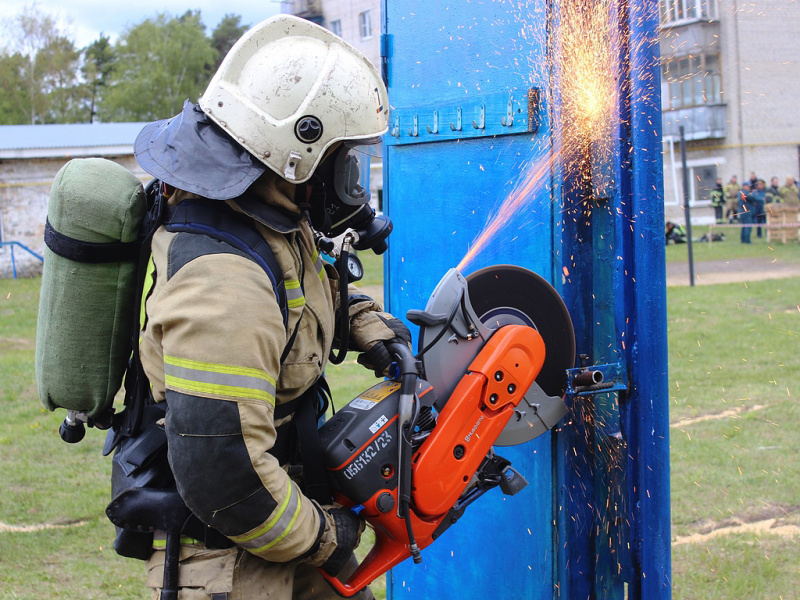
[454,445,465,459]
[489,394,499,404]
[507,384,516,394]
[494,371,504,381]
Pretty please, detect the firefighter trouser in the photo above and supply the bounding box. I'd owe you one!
[145,544,374,600]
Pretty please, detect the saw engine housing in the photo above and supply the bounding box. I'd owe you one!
[317,266,574,596]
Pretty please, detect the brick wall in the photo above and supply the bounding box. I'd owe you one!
[0,156,148,278]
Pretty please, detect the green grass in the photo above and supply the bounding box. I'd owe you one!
[673,531,800,600]
[667,277,800,599]
[665,226,800,263]
[3,244,799,598]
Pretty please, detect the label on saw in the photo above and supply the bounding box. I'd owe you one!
[369,414,389,434]
[349,381,400,410]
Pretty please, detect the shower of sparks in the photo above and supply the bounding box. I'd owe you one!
[458,0,649,271]
[459,149,560,269]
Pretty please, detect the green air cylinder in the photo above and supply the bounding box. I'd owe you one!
[36,158,146,419]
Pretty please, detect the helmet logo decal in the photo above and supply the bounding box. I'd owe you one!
[295,116,324,143]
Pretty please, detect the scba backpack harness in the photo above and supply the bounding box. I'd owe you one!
[36,158,332,599]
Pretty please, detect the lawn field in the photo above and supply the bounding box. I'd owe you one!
[1,242,799,598]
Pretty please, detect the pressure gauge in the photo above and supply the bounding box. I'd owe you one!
[347,254,364,282]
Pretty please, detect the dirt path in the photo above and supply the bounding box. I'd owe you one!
[666,257,800,286]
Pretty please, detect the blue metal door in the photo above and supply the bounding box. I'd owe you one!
[381,1,670,598]
[381,2,558,599]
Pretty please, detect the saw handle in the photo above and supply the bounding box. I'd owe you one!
[386,342,422,562]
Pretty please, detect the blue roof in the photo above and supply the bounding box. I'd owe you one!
[0,122,148,153]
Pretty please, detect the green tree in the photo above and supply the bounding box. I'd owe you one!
[0,53,29,124]
[210,14,249,72]
[82,35,115,123]
[100,11,215,122]
[38,35,83,123]
[0,5,83,124]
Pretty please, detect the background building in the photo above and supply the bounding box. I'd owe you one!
[660,0,800,221]
[0,123,146,277]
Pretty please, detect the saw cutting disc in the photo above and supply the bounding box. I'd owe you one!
[466,265,575,399]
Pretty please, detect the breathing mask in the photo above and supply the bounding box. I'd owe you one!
[304,141,392,255]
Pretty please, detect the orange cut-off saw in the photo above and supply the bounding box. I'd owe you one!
[318,265,575,596]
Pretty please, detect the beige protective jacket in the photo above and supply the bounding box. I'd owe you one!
[139,173,396,567]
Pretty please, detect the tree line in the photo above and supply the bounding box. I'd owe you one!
[0,5,251,125]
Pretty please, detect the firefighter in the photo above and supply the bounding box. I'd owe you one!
[132,15,408,599]
[710,177,725,224]
[723,175,740,223]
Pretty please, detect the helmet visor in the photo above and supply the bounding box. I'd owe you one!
[344,137,384,158]
[333,144,379,206]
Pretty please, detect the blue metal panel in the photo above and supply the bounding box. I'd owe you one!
[623,1,672,595]
[381,0,670,598]
[382,2,557,599]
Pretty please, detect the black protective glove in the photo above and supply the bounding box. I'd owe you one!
[320,507,365,577]
[356,316,413,377]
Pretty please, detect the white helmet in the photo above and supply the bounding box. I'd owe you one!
[199,14,389,184]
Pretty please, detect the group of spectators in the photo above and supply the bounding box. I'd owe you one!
[710,173,800,243]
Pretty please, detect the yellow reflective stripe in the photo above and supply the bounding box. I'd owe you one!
[311,249,326,281]
[165,375,275,403]
[251,496,302,554]
[152,536,198,549]
[139,254,156,331]
[164,355,276,405]
[231,485,293,544]
[230,485,303,553]
[286,279,305,308]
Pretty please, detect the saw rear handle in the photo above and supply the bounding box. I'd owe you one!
[387,341,423,563]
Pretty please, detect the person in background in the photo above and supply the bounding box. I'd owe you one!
[724,175,740,222]
[738,182,754,244]
[765,176,782,204]
[779,176,800,207]
[748,171,758,189]
[751,179,767,238]
[710,177,725,223]
[665,221,687,244]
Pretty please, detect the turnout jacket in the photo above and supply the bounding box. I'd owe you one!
[138,173,394,566]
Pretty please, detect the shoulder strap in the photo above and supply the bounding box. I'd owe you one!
[165,198,289,329]
[106,181,168,454]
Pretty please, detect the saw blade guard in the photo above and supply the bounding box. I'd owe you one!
[408,264,575,446]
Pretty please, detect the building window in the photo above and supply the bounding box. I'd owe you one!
[672,161,719,206]
[659,0,718,25]
[661,53,721,110]
[329,19,342,37]
[359,10,373,40]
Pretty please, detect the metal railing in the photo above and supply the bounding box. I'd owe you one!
[0,241,44,279]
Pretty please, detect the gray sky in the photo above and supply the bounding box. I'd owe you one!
[0,1,283,48]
